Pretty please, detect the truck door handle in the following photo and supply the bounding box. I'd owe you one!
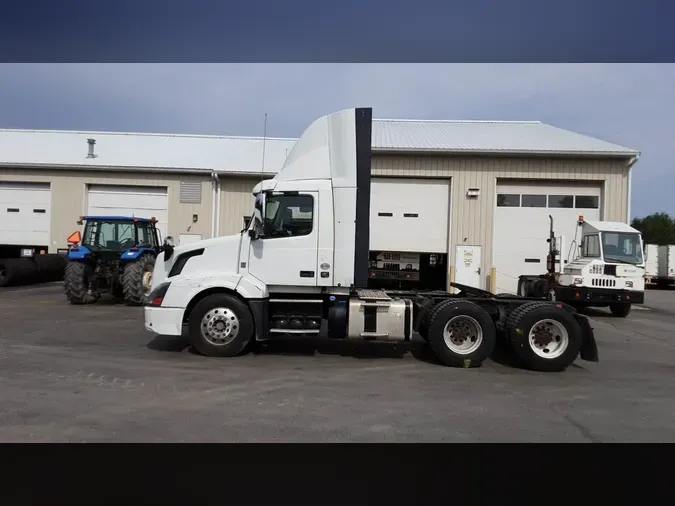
[476,267,481,275]
[300,271,315,278]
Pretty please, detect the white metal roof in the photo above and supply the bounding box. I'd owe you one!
[0,118,639,175]
[371,119,638,156]
[0,129,297,175]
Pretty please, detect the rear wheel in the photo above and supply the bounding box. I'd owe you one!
[63,261,98,304]
[506,301,583,372]
[122,254,156,306]
[187,293,255,357]
[426,300,496,368]
[609,303,631,317]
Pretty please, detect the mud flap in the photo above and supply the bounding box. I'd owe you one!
[574,313,599,362]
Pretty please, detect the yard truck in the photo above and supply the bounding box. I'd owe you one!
[517,216,646,317]
[143,107,599,372]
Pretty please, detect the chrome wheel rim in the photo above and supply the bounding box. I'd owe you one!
[443,315,483,355]
[528,319,569,359]
[200,307,240,346]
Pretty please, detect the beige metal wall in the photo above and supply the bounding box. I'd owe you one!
[372,154,631,290]
[0,168,213,252]
[218,176,264,236]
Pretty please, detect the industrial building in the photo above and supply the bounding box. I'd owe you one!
[0,118,639,293]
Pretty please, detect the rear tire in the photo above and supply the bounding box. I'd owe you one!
[426,300,496,368]
[609,303,631,318]
[187,293,255,357]
[122,254,156,306]
[63,261,98,304]
[506,301,583,372]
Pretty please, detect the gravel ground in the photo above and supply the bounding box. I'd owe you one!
[1,283,674,442]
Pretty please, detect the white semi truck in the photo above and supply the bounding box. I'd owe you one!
[143,107,599,372]
[517,217,646,317]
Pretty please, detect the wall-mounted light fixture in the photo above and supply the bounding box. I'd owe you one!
[86,138,97,159]
[192,214,198,223]
[466,188,480,198]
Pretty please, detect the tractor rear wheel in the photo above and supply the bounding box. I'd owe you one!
[122,254,156,306]
[63,261,98,304]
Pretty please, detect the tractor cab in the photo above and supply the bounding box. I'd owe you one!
[67,216,161,261]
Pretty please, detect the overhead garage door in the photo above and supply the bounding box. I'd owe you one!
[370,178,450,253]
[87,185,169,239]
[0,182,51,247]
[493,181,602,294]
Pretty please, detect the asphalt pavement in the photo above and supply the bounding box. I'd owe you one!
[1,282,674,442]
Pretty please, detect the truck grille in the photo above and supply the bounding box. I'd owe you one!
[591,278,616,287]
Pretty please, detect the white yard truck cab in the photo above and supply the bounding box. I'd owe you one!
[518,216,645,317]
[144,107,600,372]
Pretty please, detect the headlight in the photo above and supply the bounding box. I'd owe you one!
[573,278,583,285]
[146,281,171,306]
[625,280,634,288]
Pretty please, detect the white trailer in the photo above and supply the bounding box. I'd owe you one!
[644,244,659,287]
[657,245,675,288]
[143,108,599,373]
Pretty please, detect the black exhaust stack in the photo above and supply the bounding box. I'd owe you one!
[352,107,373,288]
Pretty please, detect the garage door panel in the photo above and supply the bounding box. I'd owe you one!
[370,178,450,253]
[0,182,51,246]
[494,182,601,293]
[87,185,169,239]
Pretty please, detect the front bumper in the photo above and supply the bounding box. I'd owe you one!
[556,286,644,305]
[144,306,184,336]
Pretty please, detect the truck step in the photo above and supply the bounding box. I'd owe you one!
[355,289,392,301]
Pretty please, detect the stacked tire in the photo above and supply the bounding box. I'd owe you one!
[0,258,38,287]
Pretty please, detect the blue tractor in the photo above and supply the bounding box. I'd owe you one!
[64,216,163,305]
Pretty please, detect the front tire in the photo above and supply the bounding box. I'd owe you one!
[122,254,156,306]
[63,261,98,304]
[506,301,583,372]
[609,303,631,318]
[187,293,255,357]
[426,300,497,368]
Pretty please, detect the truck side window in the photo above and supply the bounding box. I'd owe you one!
[263,194,314,238]
[582,234,600,257]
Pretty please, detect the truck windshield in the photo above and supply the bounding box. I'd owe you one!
[601,232,643,265]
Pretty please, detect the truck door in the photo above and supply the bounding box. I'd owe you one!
[247,191,319,287]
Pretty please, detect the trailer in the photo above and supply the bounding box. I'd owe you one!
[143,107,599,372]
[657,245,675,289]
[644,244,659,287]
[517,216,646,317]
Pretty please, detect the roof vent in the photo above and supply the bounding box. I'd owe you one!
[86,138,97,159]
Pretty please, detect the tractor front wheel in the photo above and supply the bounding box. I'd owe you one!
[122,254,156,306]
[64,261,98,305]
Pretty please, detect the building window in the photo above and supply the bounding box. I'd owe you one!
[575,195,599,209]
[497,194,520,207]
[548,194,574,208]
[263,194,314,238]
[521,194,547,208]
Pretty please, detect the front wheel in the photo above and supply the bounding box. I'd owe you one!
[426,300,496,368]
[188,293,255,357]
[122,254,156,306]
[506,302,583,372]
[609,303,631,318]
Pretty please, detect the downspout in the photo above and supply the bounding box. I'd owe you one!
[214,172,221,237]
[210,171,218,238]
[626,152,640,223]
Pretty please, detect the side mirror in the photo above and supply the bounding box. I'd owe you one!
[163,236,175,261]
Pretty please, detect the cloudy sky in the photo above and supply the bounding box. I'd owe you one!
[0,63,671,218]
